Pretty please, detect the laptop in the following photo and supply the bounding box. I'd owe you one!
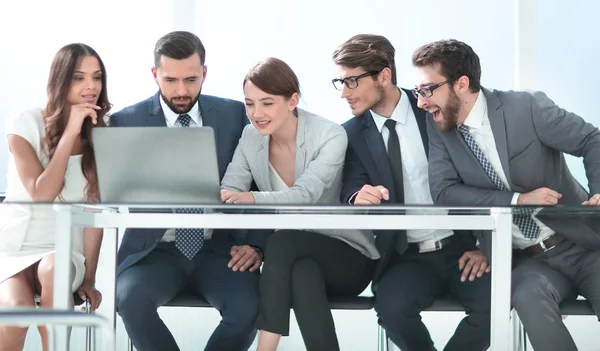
[92,127,221,204]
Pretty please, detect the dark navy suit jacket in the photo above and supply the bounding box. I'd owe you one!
[110,93,269,275]
[340,88,476,282]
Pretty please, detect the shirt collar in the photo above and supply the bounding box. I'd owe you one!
[371,88,409,133]
[159,96,201,126]
[461,91,487,130]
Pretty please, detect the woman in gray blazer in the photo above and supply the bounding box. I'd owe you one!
[221,57,379,351]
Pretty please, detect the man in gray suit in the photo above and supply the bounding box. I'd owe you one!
[415,39,600,351]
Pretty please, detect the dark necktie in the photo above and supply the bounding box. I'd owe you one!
[457,124,541,239]
[384,119,404,203]
[174,114,204,259]
[384,119,408,253]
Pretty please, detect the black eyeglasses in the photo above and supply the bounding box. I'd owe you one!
[411,80,450,99]
[332,71,380,91]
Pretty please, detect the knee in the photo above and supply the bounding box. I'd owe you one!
[512,276,556,311]
[291,258,322,287]
[264,230,299,258]
[222,293,258,326]
[0,293,36,309]
[36,254,56,288]
[375,284,421,321]
[116,274,148,313]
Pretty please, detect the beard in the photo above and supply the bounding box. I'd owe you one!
[354,82,385,117]
[435,88,461,132]
[160,90,200,114]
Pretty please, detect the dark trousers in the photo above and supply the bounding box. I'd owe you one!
[375,237,491,351]
[511,239,600,351]
[255,230,375,351]
[116,241,259,351]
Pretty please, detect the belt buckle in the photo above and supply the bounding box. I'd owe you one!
[539,237,556,252]
[418,239,442,253]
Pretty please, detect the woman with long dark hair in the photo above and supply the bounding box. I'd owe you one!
[0,43,110,350]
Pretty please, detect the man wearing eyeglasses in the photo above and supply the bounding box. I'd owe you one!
[416,39,600,351]
[332,34,491,351]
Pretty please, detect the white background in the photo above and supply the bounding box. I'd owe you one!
[0,0,598,349]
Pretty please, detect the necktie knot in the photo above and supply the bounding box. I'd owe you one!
[178,114,192,127]
[457,124,469,136]
[384,119,396,130]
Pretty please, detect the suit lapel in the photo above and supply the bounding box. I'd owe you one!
[199,95,219,147]
[146,93,168,127]
[483,89,518,191]
[255,136,272,191]
[362,111,397,200]
[403,88,429,157]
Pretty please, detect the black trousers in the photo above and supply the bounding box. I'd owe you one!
[375,236,491,351]
[255,230,375,351]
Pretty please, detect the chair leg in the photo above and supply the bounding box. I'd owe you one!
[521,320,528,351]
[511,309,528,351]
[377,324,384,351]
[128,338,134,351]
[377,324,393,351]
[511,309,521,351]
[84,299,95,351]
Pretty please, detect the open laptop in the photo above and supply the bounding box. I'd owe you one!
[92,127,221,204]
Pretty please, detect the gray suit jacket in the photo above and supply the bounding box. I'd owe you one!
[428,88,600,259]
[221,108,380,259]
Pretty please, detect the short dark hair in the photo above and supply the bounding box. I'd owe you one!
[154,31,206,67]
[412,39,481,93]
[244,57,301,116]
[332,34,397,85]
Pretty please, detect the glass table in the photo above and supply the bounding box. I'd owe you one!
[3,203,598,350]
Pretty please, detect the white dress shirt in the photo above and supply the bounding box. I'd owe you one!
[158,98,213,242]
[460,92,554,249]
[371,89,454,243]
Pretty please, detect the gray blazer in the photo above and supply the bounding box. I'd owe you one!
[222,108,380,259]
[428,88,600,259]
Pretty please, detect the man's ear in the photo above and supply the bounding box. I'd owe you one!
[456,75,471,94]
[379,67,393,86]
[151,67,158,83]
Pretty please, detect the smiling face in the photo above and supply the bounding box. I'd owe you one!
[243,80,298,136]
[66,55,102,106]
[415,63,462,132]
[336,65,384,117]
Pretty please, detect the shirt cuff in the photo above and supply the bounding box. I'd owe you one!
[511,193,521,205]
[348,191,360,205]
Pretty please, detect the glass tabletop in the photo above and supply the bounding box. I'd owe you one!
[1,202,598,217]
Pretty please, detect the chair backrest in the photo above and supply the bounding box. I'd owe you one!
[559,299,595,316]
[424,297,466,312]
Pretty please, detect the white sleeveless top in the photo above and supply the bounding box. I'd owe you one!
[0,108,86,291]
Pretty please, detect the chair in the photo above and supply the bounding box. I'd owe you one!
[34,293,95,350]
[127,294,387,351]
[423,297,526,351]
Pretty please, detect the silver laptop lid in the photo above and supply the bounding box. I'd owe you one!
[92,127,221,204]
